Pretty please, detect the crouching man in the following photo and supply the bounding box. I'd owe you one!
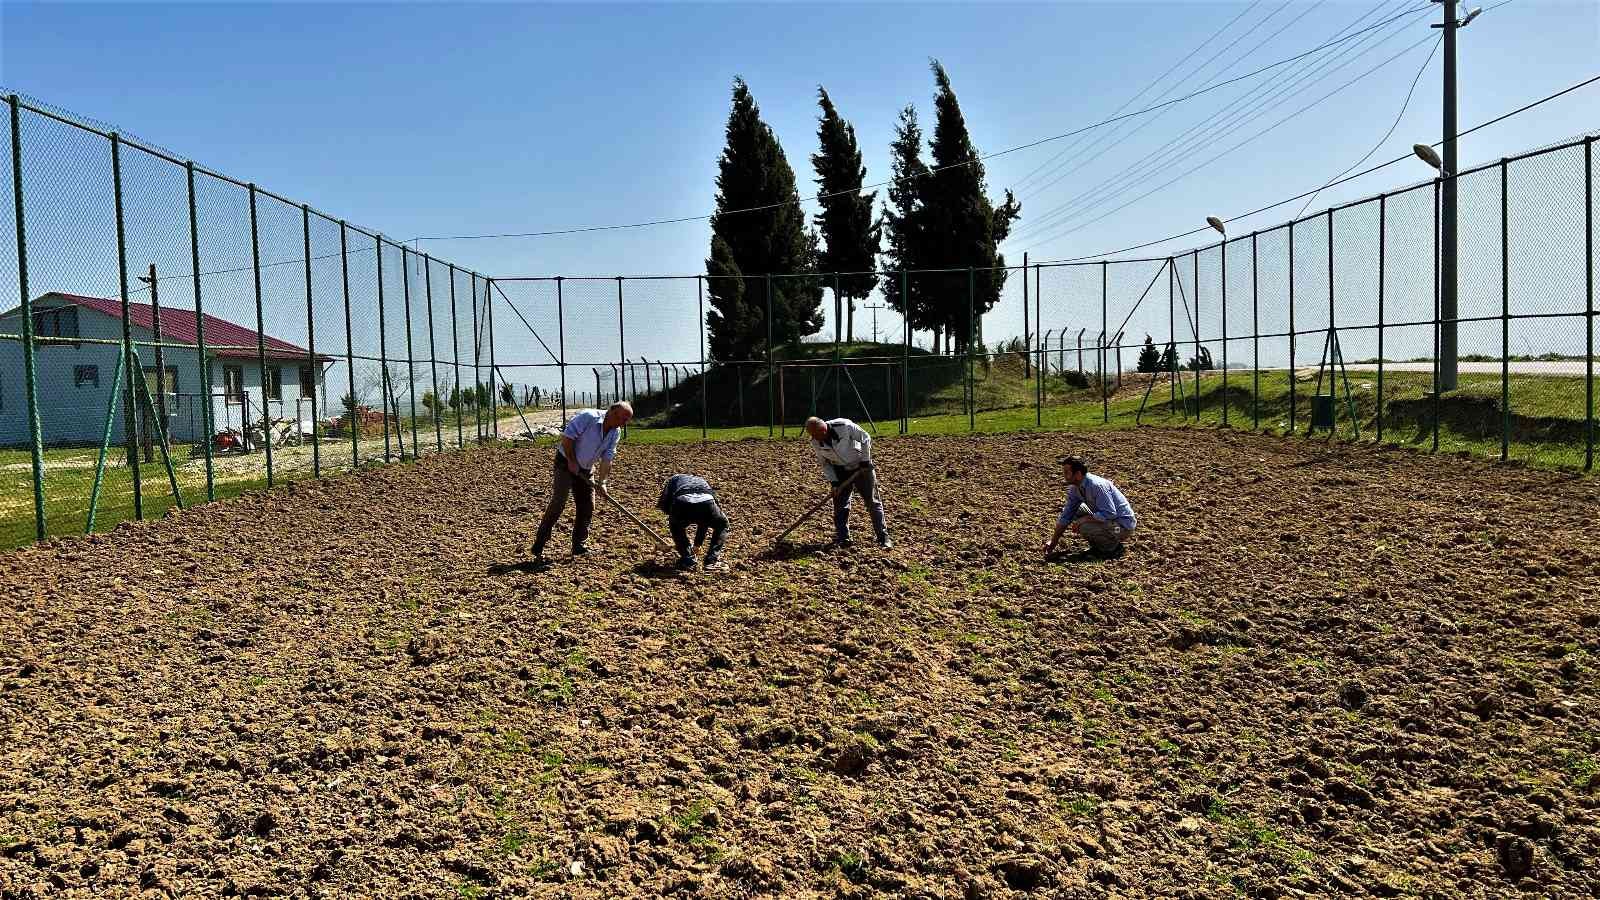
[1044,455,1136,559]
[656,473,729,569]
[531,402,633,561]
[804,416,891,548]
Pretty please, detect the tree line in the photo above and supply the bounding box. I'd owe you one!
[706,62,1020,362]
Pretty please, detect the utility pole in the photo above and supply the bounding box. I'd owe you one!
[1432,0,1483,391]
[863,303,889,344]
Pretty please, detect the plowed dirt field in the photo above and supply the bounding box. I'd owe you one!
[2,429,1597,899]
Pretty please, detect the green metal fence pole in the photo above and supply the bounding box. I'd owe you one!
[968,266,976,431]
[112,133,143,518]
[486,276,499,438]
[766,274,774,437]
[1168,259,1176,414]
[302,205,321,478]
[1327,209,1336,435]
[1102,260,1110,425]
[131,347,183,508]
[339,221,360,469]
[697,276,706,441]
[401,246,420,456]
[557,276,568,423]
[617,276,627,439]
[85,351,126,533]
[1190,252,1200,424]
[248,185,275,486]
[902,269,910,434]
[187,161,215,501]
[1586,136,1594,472]
[147,263,167,464]
[1035,264,1042,425]
[1288,226,1297,434]
[375,235,393,461]
[833,271,842,415]
[1377,197,1386,442]
[1251,232,1260,430]
[448,264,463,448]
[469,273,484,443]
[1221,239,1229,426]
[423,254,443,453]
[9,95,45,541]
[1500,158,1510,461]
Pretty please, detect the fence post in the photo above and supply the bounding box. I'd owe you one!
[340,222,359,468]
[376,235,394,461]
[1221,240,1229,426]
[448,264,463,448]
[1034,263,1042,426]
[1499,158,1510,461]
[1251,232,1260,430]
[184,162,215,500]
[9,96,45,540]
[248,186,275,485]
[1376,198,1386,443]
[302,205,321,477]
[1191,252,1200,422]
[110,134,144,518]
[1168,259,1176,414]
[1580,134,1593,470]
[833,272,842,414]
[968,266,976,431]
[1101,261,1109,424]
[765,274,774,437]
[901,268,910,434]
[1327,208,1336,434]
[486,276,498,439]
[1288,225,1297,434]
[1022,254,1031,382]
[401,247,420,457]
[146,265,166,465]
[697,276,707,441]
[557,277,568,423]
[423,255,442,453]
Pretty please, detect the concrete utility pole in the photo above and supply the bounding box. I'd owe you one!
[1430,1,1483,391]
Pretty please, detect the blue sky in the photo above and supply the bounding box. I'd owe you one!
[2,1,1597,383]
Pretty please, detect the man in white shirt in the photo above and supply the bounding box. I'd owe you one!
[1044,455,1137,559]
[531,402,633,560]
[804,416,891,548]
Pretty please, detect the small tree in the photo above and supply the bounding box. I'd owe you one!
[448,385,463,412]
[1136,335,1161,373]
[1186,347,1214,372]
[421,390,440,414]
[1158,343,1179,373]
[500,382,515,405]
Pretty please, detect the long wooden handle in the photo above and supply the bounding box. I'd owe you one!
[775,467,866,545]
[581,474,672,549]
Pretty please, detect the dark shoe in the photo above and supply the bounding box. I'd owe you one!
[832,535,853,547]
[703,552,721,567]
[1088,544,1125,560]
[571,544,590,557]
[876,534,893,549]
[675,555,696,570]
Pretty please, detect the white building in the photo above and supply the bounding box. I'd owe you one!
[0,292,332,447]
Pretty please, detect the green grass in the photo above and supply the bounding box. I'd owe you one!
[3,360,1591,551]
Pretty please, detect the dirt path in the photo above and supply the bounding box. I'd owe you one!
[1,430,1596,897]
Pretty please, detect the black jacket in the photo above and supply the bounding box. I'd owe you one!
[656,474,715,513]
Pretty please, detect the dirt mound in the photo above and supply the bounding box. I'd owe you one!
[1,430,1597,897]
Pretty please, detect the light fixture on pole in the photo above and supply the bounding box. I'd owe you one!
[1206,216,1226,237]
[1412,143,1445,173]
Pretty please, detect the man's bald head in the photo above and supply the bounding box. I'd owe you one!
[804,416,829,440]
[604,401,634,430]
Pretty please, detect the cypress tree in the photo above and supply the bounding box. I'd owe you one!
[921,60,1021,352]
[812,87,880,343]
[1137,334,1161,373]
[881,104,933,337]
[706,78,822,360]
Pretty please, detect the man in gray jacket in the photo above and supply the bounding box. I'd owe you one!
[656,473,728,569]
[804,416,891,548]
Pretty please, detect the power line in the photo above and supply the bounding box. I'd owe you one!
[1291,33,1442,220]
[409,3,1440,245]
[1010,0,1426,244]
[1031,72,1600,264]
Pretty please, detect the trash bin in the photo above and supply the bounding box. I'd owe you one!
[1311,394,1335,430]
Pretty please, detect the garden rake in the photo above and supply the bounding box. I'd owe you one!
[578,473,672,550]
[774,466,866,547]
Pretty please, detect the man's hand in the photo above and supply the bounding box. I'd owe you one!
[1069,520,1082,535]
[594,480,609,497]
[1042,541,1057,556]
[567,458,580,476]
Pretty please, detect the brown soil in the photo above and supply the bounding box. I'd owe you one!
[2,429,1597,898]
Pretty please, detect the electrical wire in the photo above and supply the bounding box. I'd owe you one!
[1030,72,1600,264]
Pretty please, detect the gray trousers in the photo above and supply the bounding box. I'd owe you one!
[831,465,888,541]
[533,457,593,553]
[1073,503,1131,552]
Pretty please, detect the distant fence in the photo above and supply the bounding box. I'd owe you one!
[1,87,1594,547]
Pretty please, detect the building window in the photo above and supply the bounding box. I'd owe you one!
[298,364,316,399]
[265,366,283,401]
[32,307,79,345]
[74,365,100,388]
[223,365,244,405]
[142,366,178,396]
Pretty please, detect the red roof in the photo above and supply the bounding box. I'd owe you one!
[40,293,332,362]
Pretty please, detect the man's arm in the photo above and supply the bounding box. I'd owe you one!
[1044,518,1070,555]
[592,458,612,490]
[560,435,578,473]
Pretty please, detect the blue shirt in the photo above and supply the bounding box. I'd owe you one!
[1058,473,1137,531]
[561,409,621,469]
